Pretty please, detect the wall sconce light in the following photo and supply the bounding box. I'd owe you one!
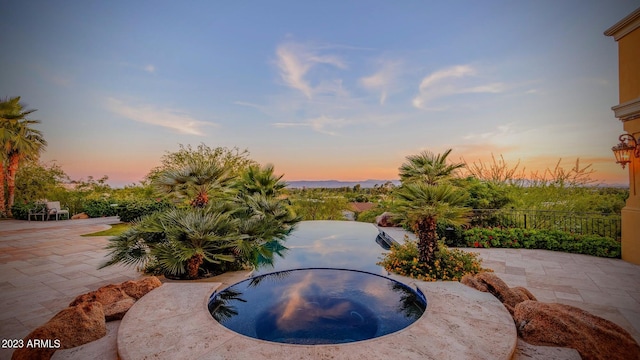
[612,133,640,169]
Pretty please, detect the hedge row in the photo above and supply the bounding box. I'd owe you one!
[457,227,621,258]
[11,199,172,222]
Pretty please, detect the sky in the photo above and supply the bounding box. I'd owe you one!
[1,0,638,187]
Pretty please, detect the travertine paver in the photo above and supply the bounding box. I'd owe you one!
[464,248,640,343]
[0,217,141,360]
[379,228,640,343]
[0,221,638,359]
[117,281,518,360]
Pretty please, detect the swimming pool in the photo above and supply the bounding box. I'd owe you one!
[252,220,392,275]
[208,221,427,345]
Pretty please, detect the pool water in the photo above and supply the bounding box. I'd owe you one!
[208,221,426,345]
[209,268,426,344]
[253,220,391,275]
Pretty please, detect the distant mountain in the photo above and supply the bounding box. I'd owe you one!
[285,179,400,189]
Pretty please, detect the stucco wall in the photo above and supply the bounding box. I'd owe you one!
[618,29,640,104]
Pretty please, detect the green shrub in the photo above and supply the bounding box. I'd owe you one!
[378,239,490,281]
[11,202,44,220]
[356,207,384,223]
[437,222,465,247]
[82,199,118,217]
[116,199,173,223]
[462,227,621,258]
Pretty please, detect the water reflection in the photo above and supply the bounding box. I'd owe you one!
[208,288,246,323]
[209,269,426,344]
[253,221,389,275]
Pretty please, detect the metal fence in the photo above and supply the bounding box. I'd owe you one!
[470,209,621,240]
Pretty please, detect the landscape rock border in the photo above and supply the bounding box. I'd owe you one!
[462,272,640,360]
[11,276,162,360]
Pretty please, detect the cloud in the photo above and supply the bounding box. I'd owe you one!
[360,60,400,105]
[462,123,514,140]
[144,64,156,73]
[273,115,349,136]
[106,98,213,136]
[233,101,266,111]
[412,65,506,109]
[275,42,347,98]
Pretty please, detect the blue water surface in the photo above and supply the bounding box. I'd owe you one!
[208,221,426,345]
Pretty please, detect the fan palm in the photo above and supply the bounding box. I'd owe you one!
[394,182,470,265]
[153,158,233,208]
[0,97,47,217]
[233,193,299,267]
[101,207,241,279]
[235,164,287,197]
[399,149,464,185]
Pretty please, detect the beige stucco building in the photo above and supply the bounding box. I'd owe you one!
[605,7,640,265]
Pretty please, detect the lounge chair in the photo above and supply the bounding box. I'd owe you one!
[28,203,47,221]
[46,201,70,221]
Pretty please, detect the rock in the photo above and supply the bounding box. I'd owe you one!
[12,302,106,360]
[461,273,488,292]
[103,298,136,321]
[71,213,89,220]
[121,276,162,300]
[514,301,640,360]
[514,339,581,360]
[69,284,130,307]
[69,277,161,321]
[462,272,536,314]
[511,286,537,302]
[375,212,397,227]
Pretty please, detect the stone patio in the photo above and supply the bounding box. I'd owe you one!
[0,219,639,359]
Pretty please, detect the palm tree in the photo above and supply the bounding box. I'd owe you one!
[399,149,464,185]
[0,97,46,217]
[153,158,233,208]
[102,152,299,279]
[394,182,470,266]
[235,164,287,197]
[101,207,240,279]
[233,193,299,267]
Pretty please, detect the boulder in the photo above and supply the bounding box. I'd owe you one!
[71,213,89,220]
[375,212,397,227]
[461,273,488,292]
[69,284,131,307]
[69,277,161,321]
[462,272,536,314]
[121,276,162,300]
[514,301,640,360]
[12,302,106,360]
[103,298,136,321]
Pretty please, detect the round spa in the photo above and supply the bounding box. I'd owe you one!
[208,268,427,345]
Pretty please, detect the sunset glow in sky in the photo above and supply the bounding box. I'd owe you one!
[1,1,637,187]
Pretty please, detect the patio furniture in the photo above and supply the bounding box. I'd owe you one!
[28,203,47,221]
[46,201,70,221]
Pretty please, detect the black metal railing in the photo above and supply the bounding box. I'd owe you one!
[470,209,621,240]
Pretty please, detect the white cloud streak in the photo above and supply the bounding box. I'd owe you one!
[275,42,347,98]
[360,60,399,105]
[273,115,349,136]
[106,98,213,136]
[412,65,506,109]
[462,123,514,140]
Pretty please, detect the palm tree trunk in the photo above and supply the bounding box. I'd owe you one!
[414,216,438,266]
[6,154,20,217]
[0,160,6,217]
[186,253,204,279]
[190,190,209,208]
